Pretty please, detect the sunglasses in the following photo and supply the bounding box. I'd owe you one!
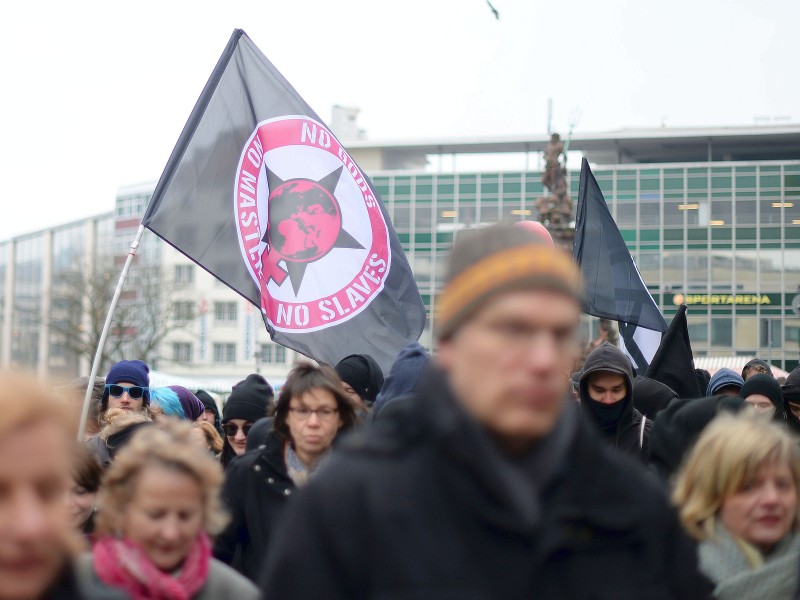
[105,384,148,399]
[223,423,253,437]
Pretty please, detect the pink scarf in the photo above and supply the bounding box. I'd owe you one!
[92,532,211,600]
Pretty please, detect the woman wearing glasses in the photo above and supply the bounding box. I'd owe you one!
[219,374,274,469]
[214,363,361,581]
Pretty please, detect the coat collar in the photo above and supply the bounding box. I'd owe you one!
[414,366,653,542]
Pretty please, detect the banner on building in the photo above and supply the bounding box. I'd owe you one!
[143,30,426,373]
[573,158,667,374]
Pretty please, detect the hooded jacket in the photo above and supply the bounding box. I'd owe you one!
[633,377,677,420]
[580,343,651,460]
[371,342,431,419]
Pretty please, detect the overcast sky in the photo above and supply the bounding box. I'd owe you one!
[0,0,796,240]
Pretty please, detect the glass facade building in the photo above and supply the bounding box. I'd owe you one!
[372,159,800,371]
[2,125,798,377]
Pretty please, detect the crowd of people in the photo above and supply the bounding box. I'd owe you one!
[3,223,800,599]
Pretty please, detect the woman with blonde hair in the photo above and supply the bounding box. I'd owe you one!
[79,420,258,599]
[0,370,120,599]
[192,421,224,457]
[673,413,800,599]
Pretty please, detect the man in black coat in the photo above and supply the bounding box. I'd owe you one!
[260,224,711,599]
[579,342,652,460]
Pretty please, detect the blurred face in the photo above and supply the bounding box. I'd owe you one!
[149,406,168,424]
[224,419,252,455]
[716,385,742,398]
[587,372,627,405]
[189,428,211,451]
[0,419,72,600]
[286,389,343,467]
[340,382,362,405]
[437,289,580,452]
[67,479,96,530]
[107,381,145,412]
[119,466,204,572]
[745,394,775,418]
[720,460,797,553]
[198,410,216,425]
[788,402,800,421]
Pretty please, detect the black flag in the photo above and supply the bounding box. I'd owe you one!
[645,305,702,399]
[143,30,426,373]
[573,158,666,374]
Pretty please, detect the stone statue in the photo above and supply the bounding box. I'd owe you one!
[536,132,573,230]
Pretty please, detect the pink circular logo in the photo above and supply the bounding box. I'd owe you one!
[234,116,390,333]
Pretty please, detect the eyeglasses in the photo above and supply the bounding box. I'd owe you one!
[223,423,253,437]
[105,384,148,399]
[289,407,339,421]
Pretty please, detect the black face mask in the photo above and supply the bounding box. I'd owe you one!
[585,397,627,429]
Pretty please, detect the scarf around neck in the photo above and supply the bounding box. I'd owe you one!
[92,532,211,600]
[284,442,332,487]
[699,521,800,600]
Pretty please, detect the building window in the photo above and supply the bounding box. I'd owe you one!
[687,322,709,342]
[115,194,149,219]
[174,264,195,284]
[711,318,732,347]
[172,342,192,363]
[213,343,236,363]
[173,301,194,322]
[214,302,237,323]
[761,318,783,348]
[259,343,287,364]
[260,344,272,363]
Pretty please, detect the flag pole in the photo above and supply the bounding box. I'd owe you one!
[77,224,145,441]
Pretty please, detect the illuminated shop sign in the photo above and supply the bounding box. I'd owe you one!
[673,294,772,306]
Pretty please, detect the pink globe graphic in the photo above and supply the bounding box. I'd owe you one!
[267,180,342,263]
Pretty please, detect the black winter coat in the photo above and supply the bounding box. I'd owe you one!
[260,367,711,599]
[213,432,295,582]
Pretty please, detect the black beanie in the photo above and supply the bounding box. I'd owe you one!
[195,390,218,413]
[739,373,783,409]
[222,374,273,423]
[335,354,384,404]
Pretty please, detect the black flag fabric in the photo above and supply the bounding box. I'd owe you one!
[645,305,702,399]
[143,30,426,373]
[573,158,667,375]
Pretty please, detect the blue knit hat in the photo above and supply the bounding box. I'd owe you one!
[102,359,151,408]
[706,368,744,397]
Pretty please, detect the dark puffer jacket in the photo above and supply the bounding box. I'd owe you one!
[580,342,652,460]
[260,366,711,599]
